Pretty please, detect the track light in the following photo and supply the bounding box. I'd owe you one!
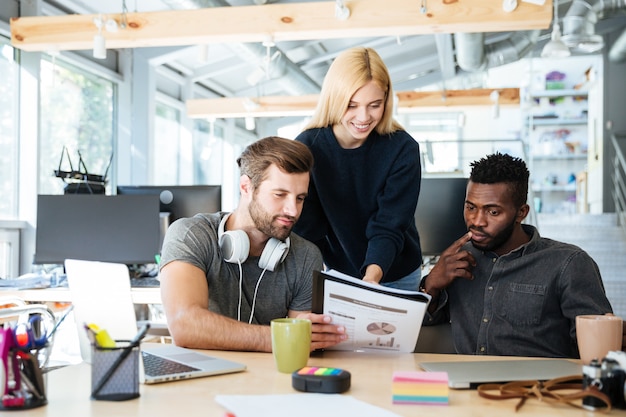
[93,15,106,59]
[490,90,500,119]
[243,97,260,112]
[243,98,258,130]
[245,116,256,131]
[335,0,350,20]
[502,0,518,13]
[92,2,127,60]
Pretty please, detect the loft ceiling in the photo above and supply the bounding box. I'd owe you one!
[24,0,626,108]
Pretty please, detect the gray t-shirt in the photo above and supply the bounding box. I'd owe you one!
[160,212,323,325]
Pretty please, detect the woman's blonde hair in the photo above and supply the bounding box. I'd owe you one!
[304,47,403,134]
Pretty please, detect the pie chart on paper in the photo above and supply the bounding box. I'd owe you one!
[366,322,396,335]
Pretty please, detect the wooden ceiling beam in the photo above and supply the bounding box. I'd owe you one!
[10,1,551,52]
[186,88,520,119]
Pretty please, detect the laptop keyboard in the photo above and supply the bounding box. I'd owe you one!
[141,351,200,377]
[130,277,160,288]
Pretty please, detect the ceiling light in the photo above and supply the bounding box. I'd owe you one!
[502,0,518,13]
[490,90,500,119]
[93,15,106,59]
[541,26,571,58]
[105,18,119,33]
[243,97,260,112]
[541,0,570,58]
[335,0,350,20]
[245,116,256,131]
[91,3,128,60]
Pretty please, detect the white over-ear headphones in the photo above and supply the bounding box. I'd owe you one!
[218,213,290,272]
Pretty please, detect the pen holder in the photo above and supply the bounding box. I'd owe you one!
[0,348,48,410]
[91,340,140,401]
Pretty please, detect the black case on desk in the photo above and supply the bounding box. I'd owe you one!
[292,366,351,393]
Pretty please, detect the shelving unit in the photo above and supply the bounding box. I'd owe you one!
[524,88,589,214]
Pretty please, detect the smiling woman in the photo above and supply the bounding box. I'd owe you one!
[293,46,423,291]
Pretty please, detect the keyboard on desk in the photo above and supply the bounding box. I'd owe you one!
[141,351,199,377]
[130,277,160,288]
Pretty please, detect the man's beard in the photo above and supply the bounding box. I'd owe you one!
[470,217,516,252]
[248,197,293,241]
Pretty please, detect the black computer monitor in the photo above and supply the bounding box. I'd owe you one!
[415,177,469,257]
[34,194,161,265]
[116,185,222,223]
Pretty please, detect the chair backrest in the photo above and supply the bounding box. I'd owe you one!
[414,322,456,354]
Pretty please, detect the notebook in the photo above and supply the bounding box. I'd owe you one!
[419,358,582,389]
[65,259,246,383]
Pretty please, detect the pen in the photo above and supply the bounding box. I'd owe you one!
[47,304,74,341]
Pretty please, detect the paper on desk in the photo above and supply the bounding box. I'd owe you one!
[215,394,402,417]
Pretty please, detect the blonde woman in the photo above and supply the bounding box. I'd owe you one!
[293,47,423,290]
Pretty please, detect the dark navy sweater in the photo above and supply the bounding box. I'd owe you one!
[294,127,423,283]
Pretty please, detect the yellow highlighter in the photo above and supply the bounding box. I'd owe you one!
[86,323,116,348]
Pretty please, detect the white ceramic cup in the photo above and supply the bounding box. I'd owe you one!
[576,314,623,365]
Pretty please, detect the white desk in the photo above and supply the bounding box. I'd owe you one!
[0,287,161,305]
[24,348,625,417]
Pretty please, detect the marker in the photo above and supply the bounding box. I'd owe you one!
[85,323,116,348]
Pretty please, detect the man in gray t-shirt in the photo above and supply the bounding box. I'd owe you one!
[159,136,347,352]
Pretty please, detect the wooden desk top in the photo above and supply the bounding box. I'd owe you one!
[0,286,161,304]
[25,348,623,417]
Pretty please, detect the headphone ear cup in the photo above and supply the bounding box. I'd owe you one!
[258,237,290,272]
[219,230,250,264]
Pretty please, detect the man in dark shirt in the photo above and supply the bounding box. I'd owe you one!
[421,152,615,358]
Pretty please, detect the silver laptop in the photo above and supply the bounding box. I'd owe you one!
[65,259,246,383]
[141,344,245,384]
[419,359,582,389]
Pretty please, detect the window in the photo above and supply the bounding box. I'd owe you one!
[153,101,183,184]
[0,39,18,218]
[403,112,464,174]
[193,118,224,185]
[39,57,115,195]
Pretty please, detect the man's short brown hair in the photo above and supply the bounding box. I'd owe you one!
[237,136,314,188]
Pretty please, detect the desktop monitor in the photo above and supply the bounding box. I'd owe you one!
[415,177,468,257]
[34,194,161,265]
[116,185,222,223]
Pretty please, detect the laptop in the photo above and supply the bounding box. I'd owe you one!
[65,259,246,383]
[141,344,246,384]
[419,358,582,389]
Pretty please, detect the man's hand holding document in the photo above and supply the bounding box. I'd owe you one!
[312,270,431,353]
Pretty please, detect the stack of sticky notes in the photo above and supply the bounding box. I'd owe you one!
[392,371,449,405]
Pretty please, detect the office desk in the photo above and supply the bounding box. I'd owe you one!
[29,349,621,417]
[0,287,161,304]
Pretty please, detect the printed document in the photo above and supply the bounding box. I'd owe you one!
[312,270,430,353]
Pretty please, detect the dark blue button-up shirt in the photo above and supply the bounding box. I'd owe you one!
[428,224,613,358]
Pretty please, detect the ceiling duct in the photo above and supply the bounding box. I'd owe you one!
[454,31,540,72]
[560,0,626,55]
[560,0,604,53]
[160,0,320,95]
[456,0,626,72]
